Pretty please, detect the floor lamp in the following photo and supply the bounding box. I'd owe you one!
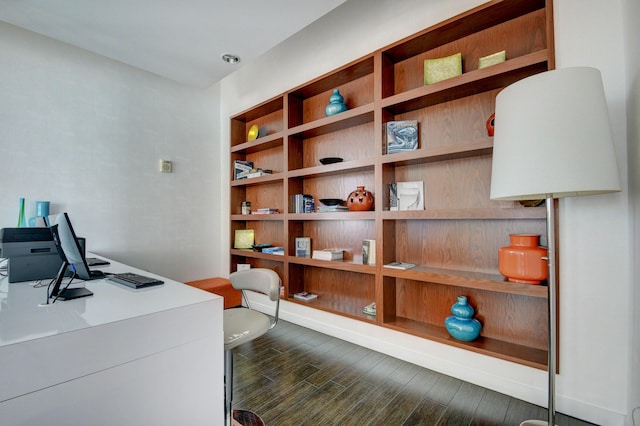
[489,67,621,426]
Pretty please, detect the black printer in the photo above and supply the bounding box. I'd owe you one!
[0,228,62,283]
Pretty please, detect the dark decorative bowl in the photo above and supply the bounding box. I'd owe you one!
[319,198,344,206]
[319,157,343,165]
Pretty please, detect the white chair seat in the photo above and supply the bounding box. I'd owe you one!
[224,307,272,350]
[223,268,281,426]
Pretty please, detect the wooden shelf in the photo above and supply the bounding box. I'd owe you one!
[288,104,374,138]
[383,317,547,370]
[381,207,546,220]
[288,158,374,178]
[382,266,548,298]
[288,257,376,274]
[231,133,284,154]
[229,0,556,370]
[230,214,284,221]
[230,172,284,187]
[288,211,375,221]
[287,296,378,323]
[230,248,286,261]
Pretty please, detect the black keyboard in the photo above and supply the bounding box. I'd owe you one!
[106,273,164,289]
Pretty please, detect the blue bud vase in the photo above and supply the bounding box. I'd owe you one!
[325,89,348,116]
[444,296,482,341]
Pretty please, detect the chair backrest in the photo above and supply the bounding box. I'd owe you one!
[229,268,281,328]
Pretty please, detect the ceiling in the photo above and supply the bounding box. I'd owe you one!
[0,0,347,88]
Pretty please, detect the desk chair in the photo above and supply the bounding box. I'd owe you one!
[224,268,281,426]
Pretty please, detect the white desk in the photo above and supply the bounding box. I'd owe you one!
[0,256,223,425]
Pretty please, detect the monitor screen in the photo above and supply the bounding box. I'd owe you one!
[54,213,103,281]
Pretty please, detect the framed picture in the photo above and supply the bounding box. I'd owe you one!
[295,237,311,257]
[386,120,418,154]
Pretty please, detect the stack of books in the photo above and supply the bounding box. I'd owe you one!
[312,249,344,260]
[251,208,279,215]
[363,302,376,316]
[293,291,318,301]
[247,168,272,178]
[262,246,284,255]
[294,194,315,213]
[234,160,253,180]
[317,205,349,213]
[383,261,416,270]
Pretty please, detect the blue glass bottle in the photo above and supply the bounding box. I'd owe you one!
[325,89,348,116]
[444,296,482,341]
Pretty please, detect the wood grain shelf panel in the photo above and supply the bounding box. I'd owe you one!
[288,257,376,274]
[381,207,546,220]
[231,133,284,154]
[230,172,284,187]
[230,214,284,221]
[381,266,548,298]
[383,316,547,370]
[288,212,375,221]
[287,158,374,178]
[288,105,374,138]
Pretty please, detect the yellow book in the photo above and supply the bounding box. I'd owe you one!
[424,52,462,85]
[234,229,255,249]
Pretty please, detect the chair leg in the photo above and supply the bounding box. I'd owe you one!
[224,349,233,426]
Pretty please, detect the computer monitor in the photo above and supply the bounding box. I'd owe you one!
[54,213,104,281]
[47,213,103,301]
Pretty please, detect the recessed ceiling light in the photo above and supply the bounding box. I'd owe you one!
[221,53,240,64]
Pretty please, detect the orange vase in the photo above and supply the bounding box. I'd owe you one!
[347,185,374,211]
[498,234,548,284]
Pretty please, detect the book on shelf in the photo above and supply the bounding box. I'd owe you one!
[294,194,315,213]
[293,291,318,301]
[234,160,253,180]
[397,181,424,211]
[383,261,416,270]
[251,208,279,215]
[234,229,255,249]
[362,239,376,265]
[317,205,349,213]
[312,249,344,260]
[385,120,418,154]
[262,246,284,255]
[295,237,311,257]
[246,168,273,179]
[363,302,376,316]
[389,183,398,211]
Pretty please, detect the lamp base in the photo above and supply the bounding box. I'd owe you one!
[520,420,557,426]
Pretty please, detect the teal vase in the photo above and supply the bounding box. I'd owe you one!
[325,89,348,116]
[17,198,26,227]
[444,296,482,341]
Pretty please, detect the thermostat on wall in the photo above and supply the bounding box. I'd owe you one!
[160,160,172,173]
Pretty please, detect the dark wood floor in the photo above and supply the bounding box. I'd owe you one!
[231,320,596,426]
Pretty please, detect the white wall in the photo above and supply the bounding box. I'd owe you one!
[0,23,224,283]
[219,0,635,424]
[623,0,640,421]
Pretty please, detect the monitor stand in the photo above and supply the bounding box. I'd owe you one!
[56,287,93,301]
[49,260,94,302]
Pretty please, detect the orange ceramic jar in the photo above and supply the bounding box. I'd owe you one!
[498,234,548,284]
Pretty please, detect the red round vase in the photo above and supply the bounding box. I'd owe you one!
[498,234,548,284]
[347,185,374,211]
